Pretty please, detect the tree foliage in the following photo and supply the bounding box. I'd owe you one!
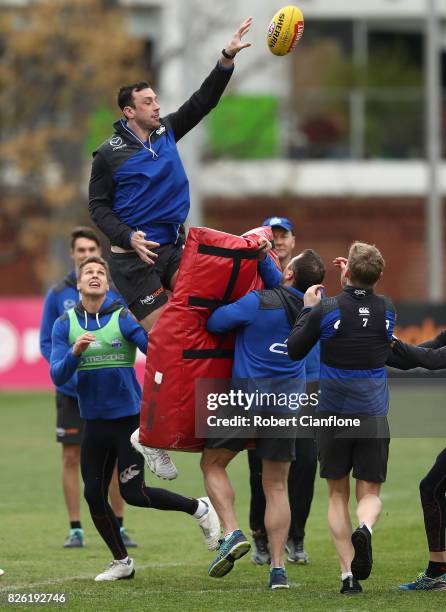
[0,0,145,287]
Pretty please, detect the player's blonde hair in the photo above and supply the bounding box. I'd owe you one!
[347,242,384,288]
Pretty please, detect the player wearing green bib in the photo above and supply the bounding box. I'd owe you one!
[50,256,220,581]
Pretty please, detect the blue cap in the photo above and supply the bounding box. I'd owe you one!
[262,216,294,234]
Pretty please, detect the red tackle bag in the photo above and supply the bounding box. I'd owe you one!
[138,226,279,451]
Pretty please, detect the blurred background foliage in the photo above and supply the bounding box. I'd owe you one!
[0,0,145,285]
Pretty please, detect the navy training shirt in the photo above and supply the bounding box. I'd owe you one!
[288,285,396,416]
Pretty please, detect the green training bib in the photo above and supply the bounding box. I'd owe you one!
[68,308,136,370]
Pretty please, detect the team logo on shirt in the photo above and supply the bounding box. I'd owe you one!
[269,339,288,355]
[63,299,76,311]
[354,289,366,295]
[111,338,123,349]
[155,125,166,136]
[359,307,370,315]
[109,136,127,151]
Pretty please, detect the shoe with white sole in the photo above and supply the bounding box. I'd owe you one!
[94,558,135,582]
[130,428,178,480]
[208,530,251,578]
[195,497,221,551]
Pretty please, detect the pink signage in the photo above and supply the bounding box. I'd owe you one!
[0,298,146,390]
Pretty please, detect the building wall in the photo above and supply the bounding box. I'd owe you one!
[5,195,443,300]
[204,195,446,301]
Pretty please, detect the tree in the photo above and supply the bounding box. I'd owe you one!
[0,0,145,291]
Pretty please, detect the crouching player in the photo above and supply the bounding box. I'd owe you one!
[50,256,220,581]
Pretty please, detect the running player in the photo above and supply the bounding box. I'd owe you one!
[50,256,219,580]
[39,226,136,548]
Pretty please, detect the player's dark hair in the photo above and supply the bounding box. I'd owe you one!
[291,249,325,293]
[118,82,151,110]
[348,242,385,288]
[78,256,110,280]
[70,226,100,250]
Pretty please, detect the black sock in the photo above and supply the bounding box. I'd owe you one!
[70,521,82,530]
[426,560,446,578]
[116,516,124,528]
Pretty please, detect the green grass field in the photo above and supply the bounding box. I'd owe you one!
[0,390,445,611]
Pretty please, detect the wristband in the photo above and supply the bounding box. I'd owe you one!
[221,48,235,59]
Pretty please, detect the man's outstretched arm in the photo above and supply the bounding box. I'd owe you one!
[287,284,324,360]
[418,330,446,349]
[206,292,260,334]
[165,17,252,142]
[387,339,446,370]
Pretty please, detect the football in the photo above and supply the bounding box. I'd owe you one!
[267,5,305,56]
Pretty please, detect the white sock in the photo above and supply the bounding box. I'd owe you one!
[341,571,353,581]
[360,522,373,535]
[224,531,235,540]
[193,499,208,519]
[117,556,129,564]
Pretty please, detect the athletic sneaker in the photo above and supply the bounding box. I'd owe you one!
[130,428,177,480]
[208,530,251,578]
[120,528,138,548]
[63,528,84,548]
[269,567,289,589]
[94,558,135,581]
[195,497,220,551]
[340,575,363,595]
[351,525,373,580]
[286,537,309,564]
[399,571,446,591]
[251,533,271,565]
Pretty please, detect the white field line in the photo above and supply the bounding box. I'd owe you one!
[1,564,302,594]
[0,561,185,592]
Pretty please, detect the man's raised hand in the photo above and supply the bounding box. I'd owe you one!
[303,284,324,308]
[223,17,253,58]
[257,236,272,261]
[333,256,347,272]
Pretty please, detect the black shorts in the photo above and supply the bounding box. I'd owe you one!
[109,242,183,320]
[204,437,296,462]
[56,392,84,444]
[316,414,390,483]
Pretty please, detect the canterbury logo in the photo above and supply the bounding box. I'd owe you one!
[269,340,288,355]
[119,464,140,484]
